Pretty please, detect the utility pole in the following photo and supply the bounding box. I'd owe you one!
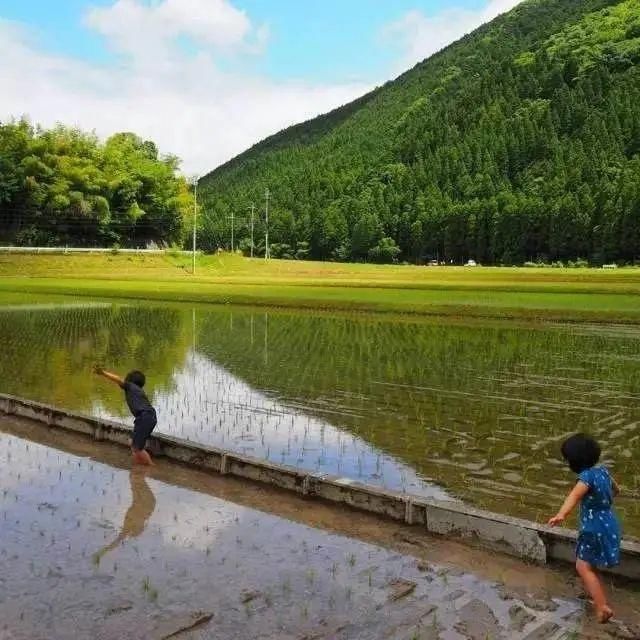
[264,188,270,261]
[192,175,198,275]
[250,203,255,258]
[227,210,235,252]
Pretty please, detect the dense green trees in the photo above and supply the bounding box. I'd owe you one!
[200,0,640,265]
[0,121,192,247]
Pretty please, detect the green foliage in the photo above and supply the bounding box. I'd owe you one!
[545,0,640,70]
[368,237,401,263]
[200,0,640,266]
[0,122,193,247]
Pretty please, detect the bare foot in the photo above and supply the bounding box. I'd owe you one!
[596,606,614,623]
[132,450,154,466]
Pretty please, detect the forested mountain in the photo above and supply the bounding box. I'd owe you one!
[0,122,192,247]
[200,0,640,265]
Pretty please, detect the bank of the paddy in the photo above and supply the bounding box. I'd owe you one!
[0,253,640,321]
[2,414,640,640]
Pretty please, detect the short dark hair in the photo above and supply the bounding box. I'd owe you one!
[561,433,601,474]
[125,370,146,388]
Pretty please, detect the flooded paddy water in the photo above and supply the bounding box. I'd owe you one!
[0,292,639,538]
[2,418,640,640]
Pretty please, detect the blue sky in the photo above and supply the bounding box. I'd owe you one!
[0,0,520,172]
[1,0,489,82]
[240,0,487,81]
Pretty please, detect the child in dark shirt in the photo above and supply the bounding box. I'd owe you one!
[94,366,157,466]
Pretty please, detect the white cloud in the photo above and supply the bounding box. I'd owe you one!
[85,0,264,62]
[0,0,369,175]
[382,0,525,71]
[0,0,527,175]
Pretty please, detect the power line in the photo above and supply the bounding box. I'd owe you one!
[227,210,235,252]
[0,214,181,227]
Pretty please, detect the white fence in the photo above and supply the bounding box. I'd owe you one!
[0,246,193,255]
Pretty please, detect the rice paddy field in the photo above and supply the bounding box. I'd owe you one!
[0,287,639,539]
[4,419,640,640]
[0,253,640,321]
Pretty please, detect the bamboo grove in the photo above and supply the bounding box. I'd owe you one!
[0,124,193,248]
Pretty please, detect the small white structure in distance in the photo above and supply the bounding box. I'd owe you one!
[465,259,478,267]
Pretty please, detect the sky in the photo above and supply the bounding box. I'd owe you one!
[0,0,523,174]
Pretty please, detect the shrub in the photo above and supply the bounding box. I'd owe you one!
[368,237,401,264]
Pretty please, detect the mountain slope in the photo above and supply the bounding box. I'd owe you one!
[200,0,640,265]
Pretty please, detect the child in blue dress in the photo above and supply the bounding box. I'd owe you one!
[548,433,620,623]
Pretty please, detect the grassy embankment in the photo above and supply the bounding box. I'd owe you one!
[0,252,639,322]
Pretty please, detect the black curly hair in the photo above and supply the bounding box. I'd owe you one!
[560,433,601,474]
[124,370,146,388]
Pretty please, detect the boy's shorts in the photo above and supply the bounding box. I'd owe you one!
[132,411,157,451]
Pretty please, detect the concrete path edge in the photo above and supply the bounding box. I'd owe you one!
[1,392,638,579]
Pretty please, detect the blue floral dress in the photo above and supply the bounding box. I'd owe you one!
[576,466,620,568]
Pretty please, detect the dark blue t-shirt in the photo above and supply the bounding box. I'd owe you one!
[120,381,154,418]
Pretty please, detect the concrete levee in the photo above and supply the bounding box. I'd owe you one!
[423,501,548,564]
[1,393,638,578]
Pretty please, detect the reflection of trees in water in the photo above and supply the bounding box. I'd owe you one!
[0,305,190,414]
[194,309,640,526]
[94,469,156,563]
[2,302,639,531]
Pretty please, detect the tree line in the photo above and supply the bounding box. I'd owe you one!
[199,0,640,266]
[0,120,193,248]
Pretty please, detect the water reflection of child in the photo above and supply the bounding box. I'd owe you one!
[94,366,157,466]
[548,434,621,623]
[94,469,156,562]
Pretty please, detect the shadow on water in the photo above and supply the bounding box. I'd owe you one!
[0,293,638,535]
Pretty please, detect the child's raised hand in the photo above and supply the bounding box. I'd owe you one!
[547,514,564,527]
[93,364,104,375]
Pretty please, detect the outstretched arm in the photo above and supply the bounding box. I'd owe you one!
[548,481,589,526]
[94,365,125,387]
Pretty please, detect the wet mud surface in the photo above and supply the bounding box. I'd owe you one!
[1,418,639,640]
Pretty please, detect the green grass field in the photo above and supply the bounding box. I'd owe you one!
[0,252,639,321]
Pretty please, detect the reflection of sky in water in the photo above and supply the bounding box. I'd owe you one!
[94,352,451,500]
[2,431,590,640]
[3,296,640,533]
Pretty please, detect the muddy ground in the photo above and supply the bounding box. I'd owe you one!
[0,416,638,640]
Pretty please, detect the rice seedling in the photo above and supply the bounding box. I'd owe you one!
[0,294,639,535]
